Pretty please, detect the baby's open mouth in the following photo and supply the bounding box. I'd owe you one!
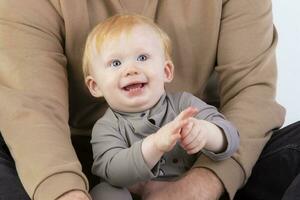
[123,83,146,91]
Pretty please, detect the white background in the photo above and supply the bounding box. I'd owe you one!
[273,0,300,126]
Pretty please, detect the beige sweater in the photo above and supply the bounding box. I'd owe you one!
[0,0,285,199]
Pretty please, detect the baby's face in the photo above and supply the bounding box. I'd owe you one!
[87,24,173,112]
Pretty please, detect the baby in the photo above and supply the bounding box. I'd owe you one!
[82,14,239,200]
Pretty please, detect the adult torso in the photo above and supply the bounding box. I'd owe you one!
[55,0,222,133]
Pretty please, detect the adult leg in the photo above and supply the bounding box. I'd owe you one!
[90,182,133,200]
[282,173,300,200]
[0,132,31,200]
[234,121,300,200]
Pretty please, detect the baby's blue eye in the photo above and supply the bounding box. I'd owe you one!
[111,60,122,67]
[137,54,148,62]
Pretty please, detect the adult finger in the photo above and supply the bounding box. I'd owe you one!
[57,191,89,200]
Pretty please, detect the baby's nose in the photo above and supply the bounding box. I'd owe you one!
[125,66,140,76]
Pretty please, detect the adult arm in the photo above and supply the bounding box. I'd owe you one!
[145,0,285,199]
[143,168,224,200]
[0,1,89,199]
[193,0,285,198]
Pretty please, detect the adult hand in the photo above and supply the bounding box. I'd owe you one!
[128,181,147,195]
[143,168,224,200]
[57,190,90,200]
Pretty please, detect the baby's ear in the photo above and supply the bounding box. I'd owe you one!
[164,60,174,83]
[85,76,103,97]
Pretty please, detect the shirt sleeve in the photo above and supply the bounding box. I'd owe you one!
[0,1,88,199]
[192,0,285,199]
[178,92,240,161]
[91,117,159,187]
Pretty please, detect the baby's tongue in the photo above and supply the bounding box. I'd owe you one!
[125,83,142,91]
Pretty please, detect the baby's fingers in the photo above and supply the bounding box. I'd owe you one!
[180,121,193,138]
[169,118,189,134]
[175,107,198,122]
[166,107,198,136]
[185,134,206,154]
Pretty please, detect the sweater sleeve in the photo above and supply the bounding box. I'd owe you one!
[0,1,88,199]
[91,117,159,187]
[193,0,285,199]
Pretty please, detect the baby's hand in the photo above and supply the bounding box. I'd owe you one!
[153,107,198,153]
[180,118,211,154]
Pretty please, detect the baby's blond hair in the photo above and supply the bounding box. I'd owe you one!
[82,14,172,78]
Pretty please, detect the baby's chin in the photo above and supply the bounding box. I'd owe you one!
[111,104,152,113]
[109,100,157,113]
[108,91,165,113]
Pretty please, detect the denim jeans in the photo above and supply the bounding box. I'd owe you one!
[234,121,300,200]
[1,121,300,200]
[0,135,30,200]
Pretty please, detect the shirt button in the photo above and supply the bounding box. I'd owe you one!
[160,158,166,165]
[159,169,165,176]
[172,158,179,164]
[149,118,156,125]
